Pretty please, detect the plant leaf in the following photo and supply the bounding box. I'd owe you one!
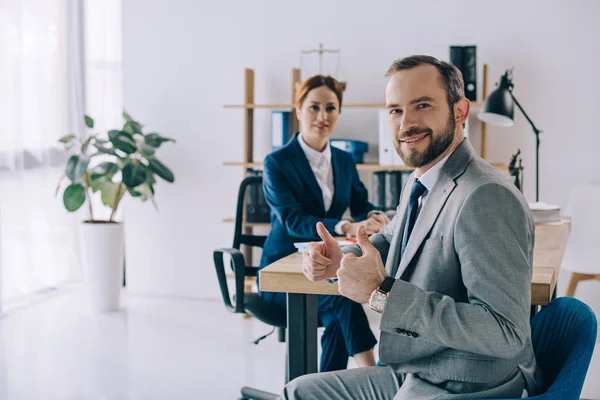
[122,122,135,135]
[91,162,120,180]
[63,183,86,212]
[122,162,148,188]
[123,120,143,135]
[59,134,77,144]
[127,186,142,197]
[89,176,104,193]
[84,115,94,129]
[146,172,156,185]
[140,143,156,157]
[99,182,120,208]
[123,111,133,121]
[144,133,175,148]
[133,183,153,201]
[109,130,137,154]
[148,157,174,183]
[93,142,119,156]
[65,155,89,182]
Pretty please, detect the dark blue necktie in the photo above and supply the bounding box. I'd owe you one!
[401,180,427,257]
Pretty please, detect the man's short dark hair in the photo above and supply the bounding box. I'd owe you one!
[385,55,465,107]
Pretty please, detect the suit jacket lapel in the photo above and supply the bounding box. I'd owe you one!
[289,134,325,213]
[395,174,456,279]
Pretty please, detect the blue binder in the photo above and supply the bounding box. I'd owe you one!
[271,111,290,151]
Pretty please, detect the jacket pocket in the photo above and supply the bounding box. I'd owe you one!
[428,351,498,383]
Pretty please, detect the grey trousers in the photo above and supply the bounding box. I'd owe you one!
[280,366,526,400]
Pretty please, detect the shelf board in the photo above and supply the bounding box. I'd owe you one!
[225,101,483,110]
[224,161,507,172]
[224,161,412,171]
[224,102,387,109]
[222,218,271,227]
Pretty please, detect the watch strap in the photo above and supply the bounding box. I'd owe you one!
[379,276,396,294]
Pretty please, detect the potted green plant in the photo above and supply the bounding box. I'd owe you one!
[58,112,175,312]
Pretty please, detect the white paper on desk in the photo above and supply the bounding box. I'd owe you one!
[529,202,560,211]
[294,240,355,253]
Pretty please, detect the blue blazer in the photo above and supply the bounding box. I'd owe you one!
[259,133,376,268]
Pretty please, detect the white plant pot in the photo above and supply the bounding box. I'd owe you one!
[79,221,124,312]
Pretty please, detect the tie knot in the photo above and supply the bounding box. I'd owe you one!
[410,180,427,202]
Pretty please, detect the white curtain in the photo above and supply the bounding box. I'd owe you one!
[0,0,122,310]
[84,0,123,135]
[0,0,80,308]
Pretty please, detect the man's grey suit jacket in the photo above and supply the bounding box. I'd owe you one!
[344,140,543,396]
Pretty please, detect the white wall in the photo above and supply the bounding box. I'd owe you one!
[121,0,600,300]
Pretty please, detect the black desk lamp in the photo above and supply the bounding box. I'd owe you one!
[477,69,543,202]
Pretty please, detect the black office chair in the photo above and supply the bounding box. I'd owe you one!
[214,176,283,400]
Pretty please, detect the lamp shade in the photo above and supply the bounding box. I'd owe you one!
[477,74,515,127]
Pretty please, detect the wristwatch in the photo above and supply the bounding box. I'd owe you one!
[370,276,396,313]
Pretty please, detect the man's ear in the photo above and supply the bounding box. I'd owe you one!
[454,98,470,127]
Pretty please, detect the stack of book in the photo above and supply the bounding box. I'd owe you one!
[529,202,562,224]
[372,171,411,212]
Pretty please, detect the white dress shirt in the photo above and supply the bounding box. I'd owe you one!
[297,133,348,234]
[298,132,334,211]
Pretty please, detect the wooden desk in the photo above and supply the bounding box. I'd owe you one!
[259,220,571,382]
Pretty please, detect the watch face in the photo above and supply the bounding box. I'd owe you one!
[370,290,387,313]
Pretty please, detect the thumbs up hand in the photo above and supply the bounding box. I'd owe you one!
[301,222,343,282]
[337,226,387,304]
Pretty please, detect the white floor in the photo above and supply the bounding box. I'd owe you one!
[0,286,598,400]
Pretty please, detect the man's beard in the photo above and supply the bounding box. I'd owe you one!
[394,111,456,168]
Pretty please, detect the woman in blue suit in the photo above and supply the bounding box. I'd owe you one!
[259,75,389,372]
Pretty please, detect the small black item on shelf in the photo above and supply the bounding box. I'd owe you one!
[450,45,477,101]
[508,149,525,193]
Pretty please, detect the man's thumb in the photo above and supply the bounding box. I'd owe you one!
[316,222,335,244]
[357,225,373,254]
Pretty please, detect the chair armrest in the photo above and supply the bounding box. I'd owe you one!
[213,247,246,313]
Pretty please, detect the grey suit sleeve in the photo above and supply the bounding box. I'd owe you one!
[380,183,534,358]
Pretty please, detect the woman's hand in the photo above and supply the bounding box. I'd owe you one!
[347,217,385,236]
[368,212,390,226]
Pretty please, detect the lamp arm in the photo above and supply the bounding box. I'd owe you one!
[508,91,542,135]
[508,89,542,202]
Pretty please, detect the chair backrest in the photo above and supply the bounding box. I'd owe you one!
[564,184,600,254]
[232,175,268,251]
[530,297,597,399]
